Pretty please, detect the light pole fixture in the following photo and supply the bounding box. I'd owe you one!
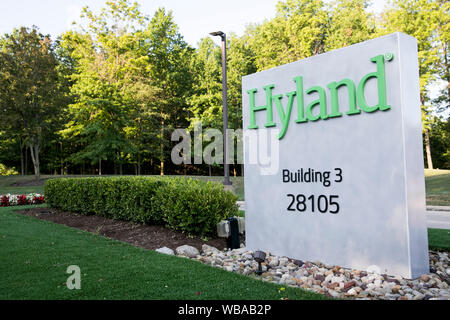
[253,250,266,276]
[210,31,232,186]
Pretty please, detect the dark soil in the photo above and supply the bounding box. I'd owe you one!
[16,207,227,252]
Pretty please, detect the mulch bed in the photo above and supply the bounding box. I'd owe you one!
[16,207,227,252]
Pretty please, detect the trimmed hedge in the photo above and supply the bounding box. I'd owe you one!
[44,176,238,236]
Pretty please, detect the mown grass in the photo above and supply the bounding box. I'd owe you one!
[0,175,47,194]
[427,228,450,251]
[0,205,326,300]
[424,169,450,206]
[0,203,448,300]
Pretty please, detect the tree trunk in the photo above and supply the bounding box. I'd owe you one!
[160,129,164,176]
[25,145,28,175]
[424,129,433,169]
[137,152,141,175]
[99,158,102,176]
[20,139,24,176]
[60,141,63,175]
[34,144,40,181]
[420,93,433,170]
[28,134,40,181]
[160,118,164,176]
[137,119,142,176]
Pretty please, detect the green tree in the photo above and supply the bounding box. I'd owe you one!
[188,37,222,130]
[227,33,257,130]
[426,115,450,168]
[379,0,441,169]
[325,0,376,51]
[227,33,258,176]
[432,0,449,113]
[0,27,61,180]
[247,0,329,71]
[61,1,151,175]
[186,34,256,175]
[143,7,194,175]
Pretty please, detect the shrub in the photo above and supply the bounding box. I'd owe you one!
[153,178,238,236]
[0,163,18,176]
[45,176,238,237]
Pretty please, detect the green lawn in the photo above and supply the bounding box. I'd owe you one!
[0,174,47,195]
[425,169,450,206]
[427,228,450,251]
[0,205,326,300]
[1,202,448,300]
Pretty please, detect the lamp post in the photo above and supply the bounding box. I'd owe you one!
[210,31,232,187]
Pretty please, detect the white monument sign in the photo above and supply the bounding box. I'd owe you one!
[242,33,429,278]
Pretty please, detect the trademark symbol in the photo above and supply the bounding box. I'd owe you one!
[385,53,394,61]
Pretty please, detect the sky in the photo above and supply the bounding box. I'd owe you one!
[0,0,388,47]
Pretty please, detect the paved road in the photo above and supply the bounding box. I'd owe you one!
[237,202,450,230]
[427,210,450,230]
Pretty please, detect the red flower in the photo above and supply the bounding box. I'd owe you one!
[0,195,10,207]
[17,195,28,206]
[32,195,45,204]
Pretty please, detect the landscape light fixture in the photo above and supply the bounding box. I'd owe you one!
[253,250,266,276]
[209,30,232,187]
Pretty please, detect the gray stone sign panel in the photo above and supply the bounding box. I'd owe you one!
[242,32,429,278]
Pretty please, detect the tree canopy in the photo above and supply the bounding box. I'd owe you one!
[0,0,448,178]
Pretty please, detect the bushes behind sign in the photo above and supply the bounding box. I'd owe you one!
[45,176,238,237]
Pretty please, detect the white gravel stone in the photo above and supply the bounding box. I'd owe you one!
[331,276,345,284]
[325,274,334,283]
[279,257,289,267]
[184,243,449,300]
[202,244,219,255]
[347,288,357,295]
[155,247,174,255]
[175,245,200,258]
[231,248,247,255]
[328,290,340,298]
[269,258,279,267]
[413,293,425,300]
